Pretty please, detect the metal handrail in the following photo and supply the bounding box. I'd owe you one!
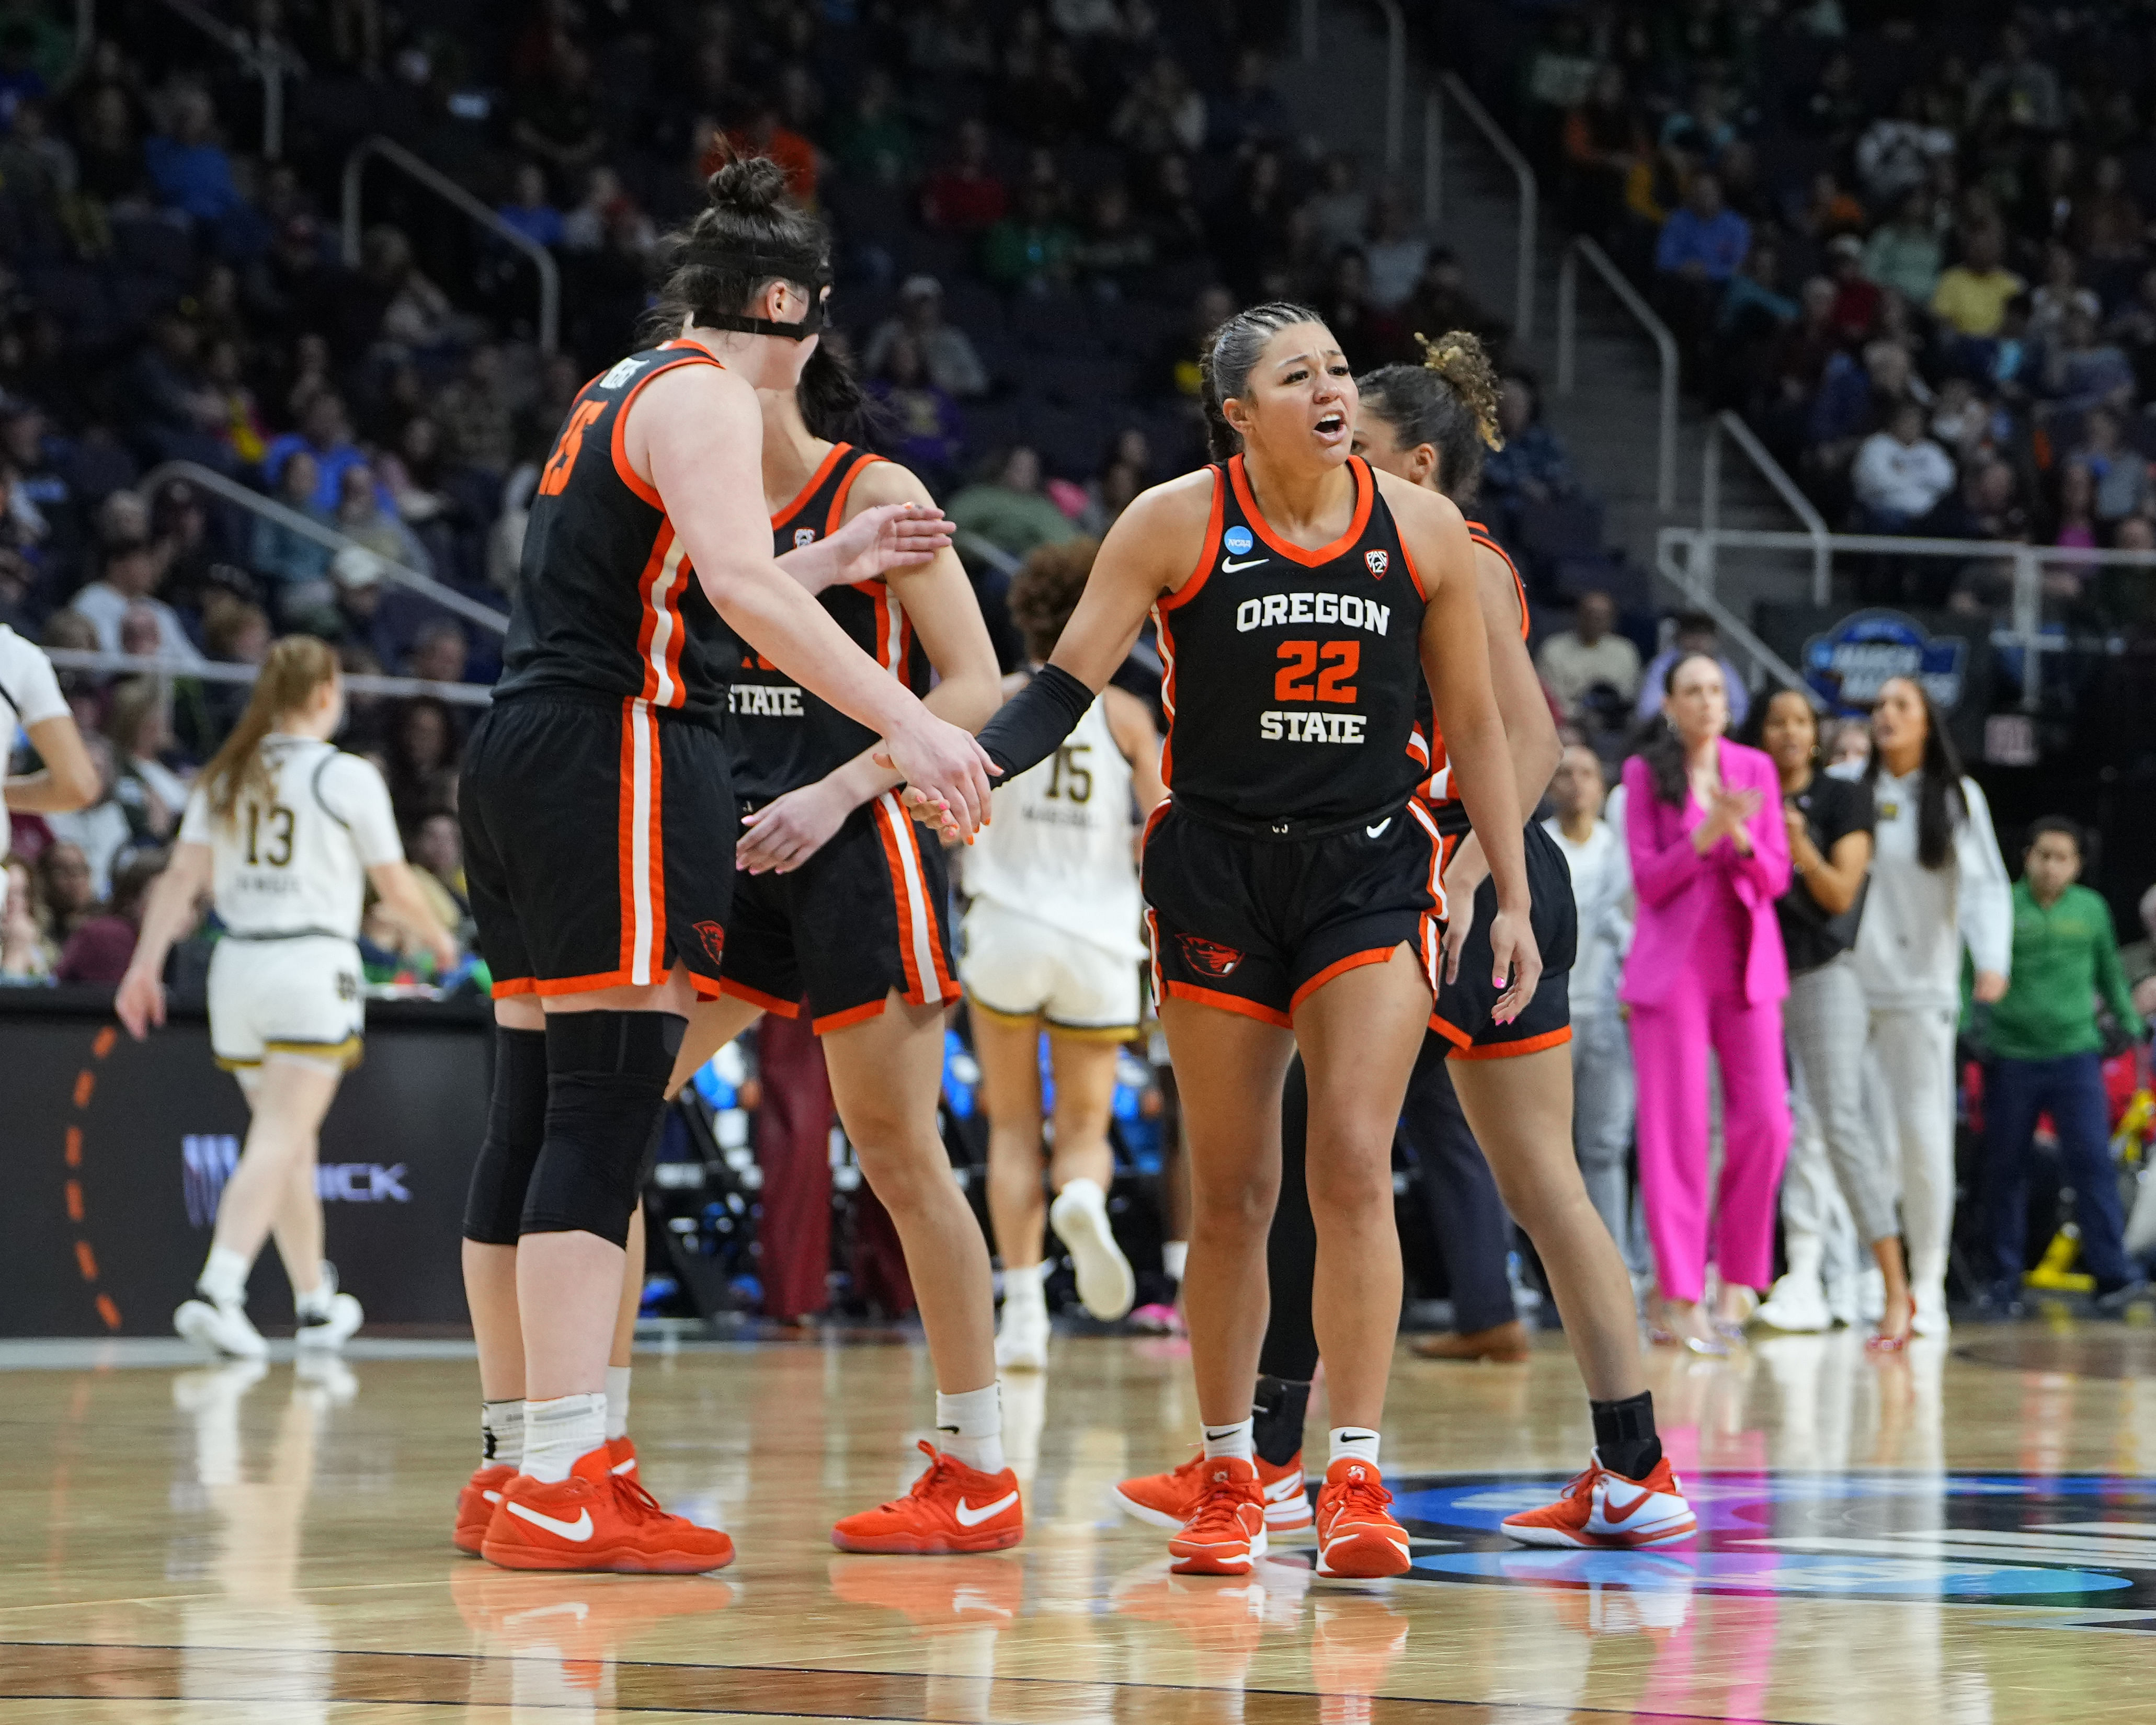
[342,135,560,354]
[1658,527,2156,709]
[151,0,304,159]
[44,648,493,705]
[1558,236,1677,511]
[141,461,511,637]
[1428,74,1538,344]
[1649,539,1817,705]
[1371,0,1406,173]
[1302,0,1319,60]
[1703,411,1831,604]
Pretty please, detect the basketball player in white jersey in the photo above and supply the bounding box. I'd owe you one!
[2,620,98,845]
[118,637,458,1357]
[963,538,1166,1369]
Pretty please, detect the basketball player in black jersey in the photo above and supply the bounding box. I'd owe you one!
[654,359,1026,1555]
[973,303,1537,1580]
[1125,338,1690,1552]
[452,158,995,1574]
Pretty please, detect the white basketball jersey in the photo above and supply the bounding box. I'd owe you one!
[966,693,1144,958]
[178,736,404,939]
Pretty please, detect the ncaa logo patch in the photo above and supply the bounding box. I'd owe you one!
[1224,525,1255,557]
[1176,934,1244,978]
[693,920,727,967]
[793,528,816,549]
[1365,549,1390,577]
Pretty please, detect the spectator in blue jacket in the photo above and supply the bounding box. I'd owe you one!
[1656,174,1752,282]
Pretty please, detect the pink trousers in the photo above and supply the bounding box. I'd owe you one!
[1629,982,1790,1303]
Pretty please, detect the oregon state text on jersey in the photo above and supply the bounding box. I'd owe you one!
[1152,455,1429,825]
[727,442,930,803]
[1411,521,1530,833]
[493,340,734,723]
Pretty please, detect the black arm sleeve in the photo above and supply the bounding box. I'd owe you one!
[975,662,1096,779]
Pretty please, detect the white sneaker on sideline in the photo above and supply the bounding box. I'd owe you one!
[1050,1178,1136,1321]
[175,1296,268,1359]
[996,1300,1050,1371]
[1823,1276,1860,1328]
[1754,1273,1830,1333]
[1859,1267,1887,1324]
[1910,1280,1950,1338]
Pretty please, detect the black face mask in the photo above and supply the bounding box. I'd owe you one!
[688,245,834,341]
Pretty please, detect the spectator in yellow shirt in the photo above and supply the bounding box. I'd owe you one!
[1931,223,2026,338]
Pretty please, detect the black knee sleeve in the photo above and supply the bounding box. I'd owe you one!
[520,1011,684,1248]
[1260,1054,1323,1384]
[463,1026,550,1246]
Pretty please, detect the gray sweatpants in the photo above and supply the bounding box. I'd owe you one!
[1784,954,1899,1245]
[1571,1009,1646,1275]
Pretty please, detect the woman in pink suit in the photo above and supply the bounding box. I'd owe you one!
[1621,654,1792,1354]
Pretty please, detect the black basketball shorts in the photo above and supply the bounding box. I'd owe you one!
[1142,798,1444,1028]
[1428,818,1577,1058]
[718,791,960,1032]
[462,694,736,999]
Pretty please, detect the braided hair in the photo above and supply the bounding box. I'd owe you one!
[1198,300,1327,461]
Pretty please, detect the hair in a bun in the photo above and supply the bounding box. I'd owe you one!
[642,144,831,345]
[1352,329,1505,505]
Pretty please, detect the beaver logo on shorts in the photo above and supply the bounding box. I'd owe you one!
[692,920,727,967]
[1177,934,1244,978]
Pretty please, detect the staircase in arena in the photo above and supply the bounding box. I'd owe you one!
[1284,4,1803,636]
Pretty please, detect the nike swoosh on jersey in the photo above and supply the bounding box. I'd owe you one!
[1366,818,1392,838]
[954,1489,1020,1527]
[1220,555,1269,573]
[505,1501,596,1541]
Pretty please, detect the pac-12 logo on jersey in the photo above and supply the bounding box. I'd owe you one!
[793,528,816,549]
[1177,934,1244,977]
[1365,549,1389,576]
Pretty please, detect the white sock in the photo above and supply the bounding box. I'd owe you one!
[483,1398,524,1468]
[936,1383,1005,1474]
[604,1365,632,1441]
[1162,1240,1188,1283]
[1203,1416,1254,1464]
[1330,1427,1382,1471]
[1001,1263,1046,1309]
[522,1392,606,1483]
[294,1265,334,1321]
[198,1246,250,1308]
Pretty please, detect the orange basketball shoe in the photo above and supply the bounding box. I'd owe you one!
[1114,1448,1311,1532]
[830,1442,1024,1554]
[1500,1452,1696,1549]
[1167,1457,1269,1575]
[1313,1458,1412,1579]
[481,1447,735,1573]
[827,1554,1024,1629]
[455,1462,517,1555]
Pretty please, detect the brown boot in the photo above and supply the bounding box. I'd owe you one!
[1411,1320,1531,1363]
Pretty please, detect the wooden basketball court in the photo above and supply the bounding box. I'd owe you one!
[4,1323,2154,1723]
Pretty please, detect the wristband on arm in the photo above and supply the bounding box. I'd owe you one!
[975,662,1096,779]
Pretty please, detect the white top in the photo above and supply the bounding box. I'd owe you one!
[1544,814,1633,1017]
[0,624,70,867]
[965,692,1144,959]
[1852,432,1957,519]
[67,582,206,667]
[178,735,403,939]
[1843,763,2013,1010]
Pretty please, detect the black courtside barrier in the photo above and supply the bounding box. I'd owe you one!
[0,986,489,1336]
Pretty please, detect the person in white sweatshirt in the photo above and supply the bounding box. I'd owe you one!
[1846,675,2012,1337]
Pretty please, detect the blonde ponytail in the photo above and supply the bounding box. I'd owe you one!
[199,635,340,825]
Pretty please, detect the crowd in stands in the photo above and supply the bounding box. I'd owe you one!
[1456,0,2156,631]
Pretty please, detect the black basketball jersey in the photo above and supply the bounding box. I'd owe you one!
[1413,521,1530,833]
[494,341,733,724]
[1153,455,1430,826]
[726,442,931,803]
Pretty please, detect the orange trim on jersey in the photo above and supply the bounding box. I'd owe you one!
[772,441,852,530]
[617,700,638,979]
[826,448,886,533]
[1289,945,1400,1013]
[1451,1026,1574,1060]
[610,348,724,508]
[1466,523,1531,641]
[1144,906,1165,1008]
[1161,979,1292,1028]
[1156,469,1226,612]
[630,524,690,707]
[720,978,802,1019]
[1409,798,1448,926]
[1406,726,1430,768]
[1397,535,1429,602]
[1228,454,1373,568]
[1154,607,1179,787]
[535,968,637,997]
[814,998,889,1034]
[645,708,668,983]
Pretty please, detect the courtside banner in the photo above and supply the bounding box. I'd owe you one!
[0,988,489,1336]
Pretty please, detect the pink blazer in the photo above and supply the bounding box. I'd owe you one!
[1619,738,1792,1009]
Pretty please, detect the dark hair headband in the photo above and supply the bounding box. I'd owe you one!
[683,244,834,341]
